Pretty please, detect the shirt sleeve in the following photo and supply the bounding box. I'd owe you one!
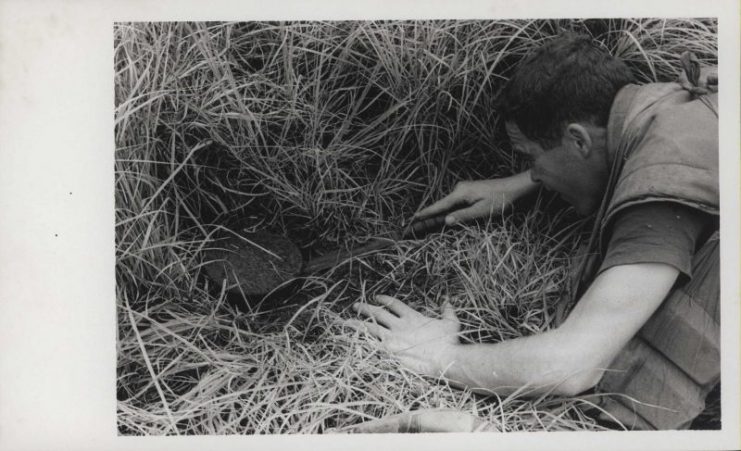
[598,202,714,279]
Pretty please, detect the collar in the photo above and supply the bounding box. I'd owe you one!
[605,84,641,167]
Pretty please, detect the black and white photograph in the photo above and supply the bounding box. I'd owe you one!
[114,18,720,434]
[1,1,740,450]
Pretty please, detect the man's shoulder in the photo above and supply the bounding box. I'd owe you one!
[646,88,717,139]
[625,86,718,167]
[601,82,719,242]
[621,81,717,134]
[616,82,718,199]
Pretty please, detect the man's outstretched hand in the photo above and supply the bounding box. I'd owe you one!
[413,171,538,225]
[344,295,460,378]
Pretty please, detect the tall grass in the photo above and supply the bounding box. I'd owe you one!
[115,19,718,434]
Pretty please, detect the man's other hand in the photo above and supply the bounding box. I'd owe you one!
[344,295,460,377]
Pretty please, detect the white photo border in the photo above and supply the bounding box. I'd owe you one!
[0,1,738,450]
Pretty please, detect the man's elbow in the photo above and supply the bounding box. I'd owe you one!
[552,369,603,397]
[544,349,606,397]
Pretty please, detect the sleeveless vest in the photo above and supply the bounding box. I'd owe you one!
[559,66,719,429]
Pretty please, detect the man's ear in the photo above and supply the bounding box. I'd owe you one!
[565,123,592,158]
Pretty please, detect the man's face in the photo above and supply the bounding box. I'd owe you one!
[505,121,608,215]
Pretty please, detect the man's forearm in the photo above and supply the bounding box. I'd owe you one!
[351,266,678,399]
[433,264,680,398]
[435,329,591,397]
[486,170,540,207]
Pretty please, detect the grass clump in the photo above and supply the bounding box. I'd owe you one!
[115,19,718,434]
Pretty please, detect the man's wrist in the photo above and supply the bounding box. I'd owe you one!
[510,170,539,196]
[433,342,460,379]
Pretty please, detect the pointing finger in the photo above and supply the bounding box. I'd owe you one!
[353,302,399,328]
[374,294,419,318]
[448,199,504,224]
[414,191,465,220]
[445,205,482,224]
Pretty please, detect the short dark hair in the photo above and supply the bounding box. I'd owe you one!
[498,33,634,148]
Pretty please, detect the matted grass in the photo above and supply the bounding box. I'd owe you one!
[115,19,718,434]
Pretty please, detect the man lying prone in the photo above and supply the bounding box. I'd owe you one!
[345,33,720,432]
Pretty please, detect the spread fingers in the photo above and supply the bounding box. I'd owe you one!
[352,302,400,328]
[374,294,419,318]
[343,319,389,341]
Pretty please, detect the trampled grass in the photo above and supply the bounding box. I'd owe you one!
[115,19,718,434]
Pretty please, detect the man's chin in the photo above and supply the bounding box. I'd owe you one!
[557,192,597,216]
